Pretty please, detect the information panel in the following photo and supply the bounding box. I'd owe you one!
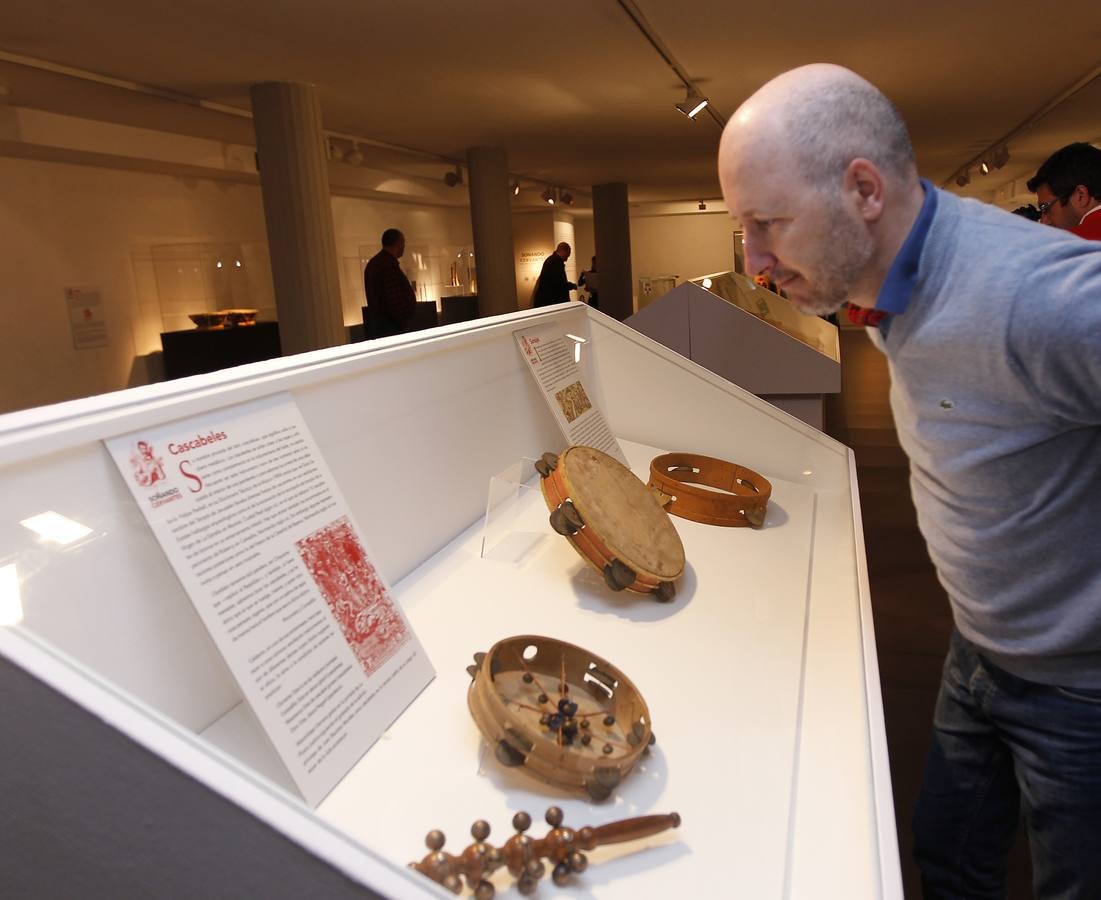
[515,325,626,464]
[105,392,434,805]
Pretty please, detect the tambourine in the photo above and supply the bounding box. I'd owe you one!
[648,452,772,528]
[466,635,655,801]
[535,446,685,602]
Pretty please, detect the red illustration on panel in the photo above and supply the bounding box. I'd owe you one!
[296,517,409,676]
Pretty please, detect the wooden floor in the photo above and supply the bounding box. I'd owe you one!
[822,326,1032,899]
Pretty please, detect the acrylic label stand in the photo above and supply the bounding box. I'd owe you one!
[480,457,557,564]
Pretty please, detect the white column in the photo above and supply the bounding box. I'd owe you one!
[250,82,345,355]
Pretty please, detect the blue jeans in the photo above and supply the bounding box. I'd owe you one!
[913,630,1101,899]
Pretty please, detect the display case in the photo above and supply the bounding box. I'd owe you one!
[0,304,899,898]
[626,275,840,429]
[690,271,839,360]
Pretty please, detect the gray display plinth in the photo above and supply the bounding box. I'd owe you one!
[626,277,841,429]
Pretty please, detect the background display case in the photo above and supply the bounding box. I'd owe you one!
[0,304,900,898]
[626,275,840,429]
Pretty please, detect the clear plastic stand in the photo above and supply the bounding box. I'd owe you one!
[479,457,553,563]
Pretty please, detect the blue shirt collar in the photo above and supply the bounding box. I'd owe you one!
[874,178,937,317]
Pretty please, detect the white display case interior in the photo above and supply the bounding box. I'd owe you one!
[0,304,900,898]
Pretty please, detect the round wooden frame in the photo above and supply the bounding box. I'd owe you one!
[467,635,654,801]
[648,452,772,528]
[535,446,685,601]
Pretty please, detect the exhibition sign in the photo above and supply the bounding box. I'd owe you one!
[105,392,434,805]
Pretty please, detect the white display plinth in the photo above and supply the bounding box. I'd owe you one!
[0,304,899,898]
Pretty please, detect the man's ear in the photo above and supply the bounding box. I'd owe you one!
[844,158,886,222]
[1072,184,1090,210]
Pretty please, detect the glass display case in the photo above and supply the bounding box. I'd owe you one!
[689,271,839,362]
[0,305,900,898]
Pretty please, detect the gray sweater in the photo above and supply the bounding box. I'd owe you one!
[875,189,1101,687]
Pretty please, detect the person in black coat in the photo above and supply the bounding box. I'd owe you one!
[532,242,577,307]
[364,228,416,338]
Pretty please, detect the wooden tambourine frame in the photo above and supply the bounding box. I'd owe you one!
[648,452,772,528]
[467,635,654,801]
[535,446,685,601]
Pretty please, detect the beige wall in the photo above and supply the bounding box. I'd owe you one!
[629,211,736,308]
[0,156,270,414]
[0,152,476,416]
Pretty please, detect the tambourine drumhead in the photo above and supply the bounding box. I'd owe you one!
[559,447,684,580]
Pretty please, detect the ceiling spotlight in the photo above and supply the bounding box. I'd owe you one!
[698,200,707,211]
[979,160,990,176]
[560,191,574,206]
[991,144,1010,169]
[444,165,463,187]
[542,187,556,205]
[344,142,364,166]
[510,180,520,196]
[956,171,971,188]
[675,88,709,119]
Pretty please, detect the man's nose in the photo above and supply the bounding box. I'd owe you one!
[743,235,773,277]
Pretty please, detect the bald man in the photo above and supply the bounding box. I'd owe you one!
[532,242,577,307]
[720,64,1101,898]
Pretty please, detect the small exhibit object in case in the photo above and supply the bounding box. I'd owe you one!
[466,635,655,801]
[535,446,684,601]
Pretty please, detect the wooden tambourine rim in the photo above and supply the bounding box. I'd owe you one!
[648,452,772,528]
[540,446,685,592]
[467,634,652,800]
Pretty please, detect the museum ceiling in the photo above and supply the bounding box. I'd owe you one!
[1,0,1099,205]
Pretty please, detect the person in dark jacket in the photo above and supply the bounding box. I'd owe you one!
[578,256,600,309]
[532,242,577,307]
[364,228,416,338]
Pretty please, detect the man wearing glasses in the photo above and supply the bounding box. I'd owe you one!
[1027,142,1101,240]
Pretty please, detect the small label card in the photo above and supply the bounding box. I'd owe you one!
[105,392,434,806]
[515,325,627,464]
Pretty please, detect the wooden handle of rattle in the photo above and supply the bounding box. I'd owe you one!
[591,812,681,846]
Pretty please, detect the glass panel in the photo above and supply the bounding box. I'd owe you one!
[690,270,840,362]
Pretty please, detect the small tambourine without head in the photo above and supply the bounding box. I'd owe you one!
[648,452,772,528]
[535,446,685,602]
[466,635,655,801]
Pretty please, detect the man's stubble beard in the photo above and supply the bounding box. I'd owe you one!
[790,200,874,317]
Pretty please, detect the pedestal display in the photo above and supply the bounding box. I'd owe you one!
[625,275,840,429]
[0,304,900,898]
[161,320,281,379]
